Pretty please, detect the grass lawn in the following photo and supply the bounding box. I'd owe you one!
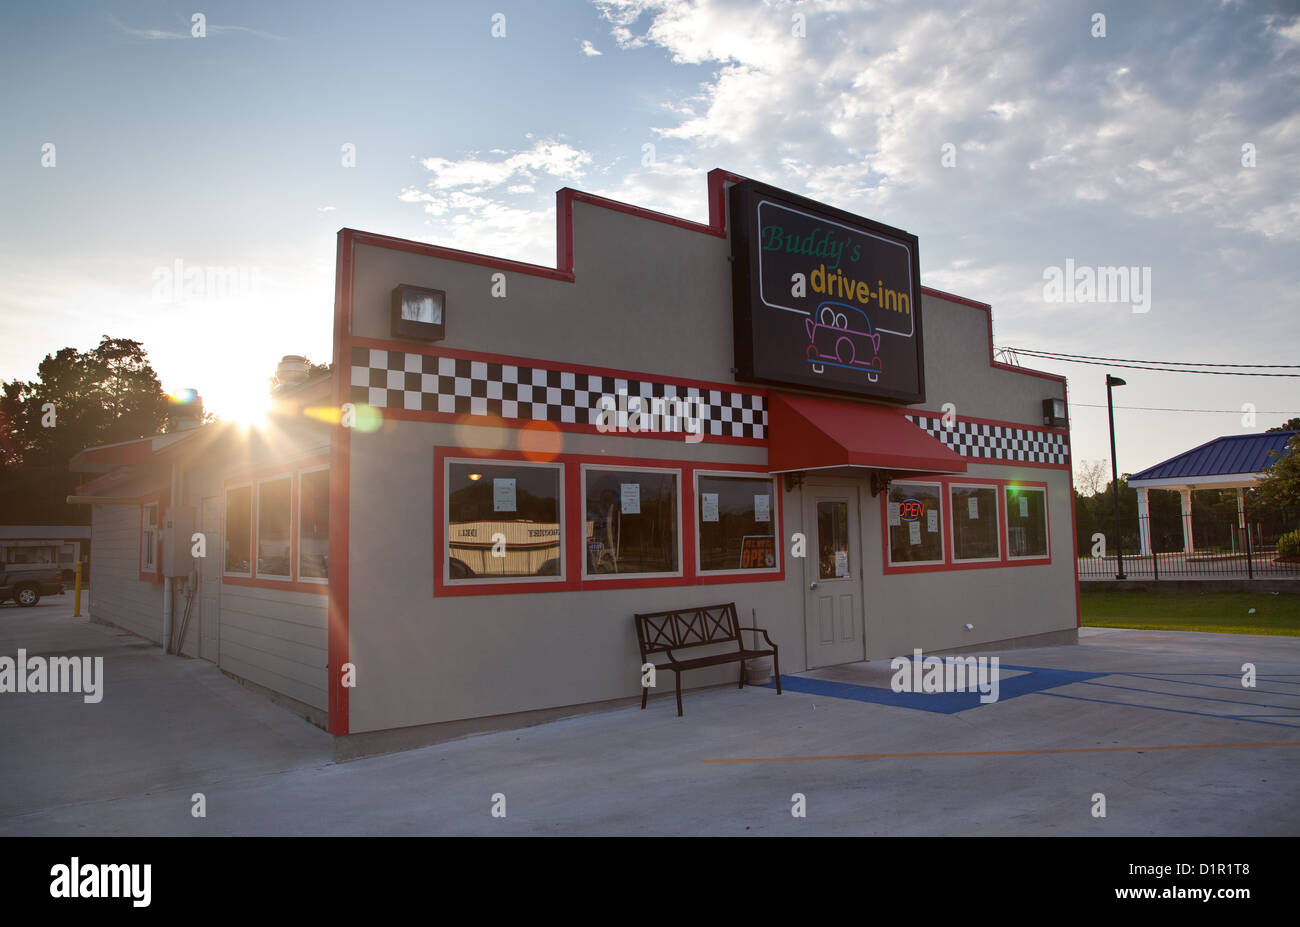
[1080,589,1300,635]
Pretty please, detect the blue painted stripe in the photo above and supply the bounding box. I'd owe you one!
[1038,691,1300,730]
[1077,679,1300,711]
[763,663,1105,714]
[1108,675,1300,699]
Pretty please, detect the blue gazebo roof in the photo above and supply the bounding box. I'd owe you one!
[1129,431,1296,485]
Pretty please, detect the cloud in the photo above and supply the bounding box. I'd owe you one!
[109,15,285,41]
[593,0,1300,244]
[580,39,603,56]
[416,139,591,193]
[399,138,596,264]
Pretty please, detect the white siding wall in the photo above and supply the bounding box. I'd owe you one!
[185,450,331,712]
[218,585,328,710]
[89,504,163,643]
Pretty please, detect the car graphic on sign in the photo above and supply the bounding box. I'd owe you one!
[804,301,883,382]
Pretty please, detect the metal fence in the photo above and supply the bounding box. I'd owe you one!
[1077,505,1300,580]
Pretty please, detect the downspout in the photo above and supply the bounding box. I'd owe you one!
[162,462,179,653]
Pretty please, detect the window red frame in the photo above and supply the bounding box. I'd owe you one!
[881,475,1051,574]
[433,446,784,597]
[222,454,330,594]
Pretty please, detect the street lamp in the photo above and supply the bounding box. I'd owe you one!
[1106,374,1127,580]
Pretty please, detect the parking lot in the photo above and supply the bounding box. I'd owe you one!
[3,598,1298,836]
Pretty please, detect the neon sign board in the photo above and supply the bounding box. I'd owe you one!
[729,180,925,403]
[898,498,925,521]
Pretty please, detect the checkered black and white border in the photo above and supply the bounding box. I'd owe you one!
[906,415,1069,466]
[349,347,768,440]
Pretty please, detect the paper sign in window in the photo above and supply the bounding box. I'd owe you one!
[968,496,979,519]
[493,478,516,512]
[887,501,900,526]
[834,550,848,577]
[620,482,641,515]
[1019,495,1029,518]
[926,510,938,533]
[754,494,771,523]
[701,492,719,522]
[909,520,921,545]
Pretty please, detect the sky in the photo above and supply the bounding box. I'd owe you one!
[1,0,1297,481]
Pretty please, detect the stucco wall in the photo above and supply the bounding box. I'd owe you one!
[345,418,796,733]
[351,203,735,383]
[857,462,1077,659]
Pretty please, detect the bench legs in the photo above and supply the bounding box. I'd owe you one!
[650,658,780,716]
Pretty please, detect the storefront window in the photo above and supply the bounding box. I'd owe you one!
[950,485,1000,561]
[257,476,292,578]
[299,468,329,580]
[1006,486,1049,558]
[447,461,562,580]
[583,467,679,576]
[887,482,943,565]
[225,486,252,575]
[696,475,778,572]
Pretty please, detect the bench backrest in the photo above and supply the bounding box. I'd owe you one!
[635,603,742,659]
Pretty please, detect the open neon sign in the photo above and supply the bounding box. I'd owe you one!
[898,498,925,521]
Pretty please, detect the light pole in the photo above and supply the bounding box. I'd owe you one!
[1106,374,1127,580]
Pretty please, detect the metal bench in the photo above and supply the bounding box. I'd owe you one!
[635,602,781,716]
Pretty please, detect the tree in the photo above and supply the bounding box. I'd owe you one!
[1074,458,1108,496]
[1266,417,1300,433]
[1256,434,1300,509]
[0,336,169,524]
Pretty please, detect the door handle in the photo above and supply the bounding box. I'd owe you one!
[809,582,818,590]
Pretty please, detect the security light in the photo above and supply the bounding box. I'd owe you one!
[1041,397,1067,427]
[391,284,446,342]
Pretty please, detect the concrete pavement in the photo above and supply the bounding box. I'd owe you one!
[3,599,1298,835]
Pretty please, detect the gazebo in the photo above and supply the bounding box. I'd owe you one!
[1127,431,1296,555]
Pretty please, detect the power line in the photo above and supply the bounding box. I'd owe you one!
[1071,403,1297,414]
[1004,349,1300,377]
[1003,348,1300,369]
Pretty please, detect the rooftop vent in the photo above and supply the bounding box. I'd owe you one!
[167,389,204,431]
[275,355,309,388]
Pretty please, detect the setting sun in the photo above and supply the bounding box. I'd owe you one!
[206,381,272,428]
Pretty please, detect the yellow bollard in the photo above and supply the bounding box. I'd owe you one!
[74,561,82,617]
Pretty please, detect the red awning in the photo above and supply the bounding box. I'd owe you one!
[767,393,967,475]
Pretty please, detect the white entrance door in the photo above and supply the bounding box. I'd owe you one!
[803,483,865,668]
[199,496,221,663]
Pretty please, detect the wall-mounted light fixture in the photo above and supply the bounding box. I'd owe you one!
[391,284,446,342]
[1042,397,1067,427]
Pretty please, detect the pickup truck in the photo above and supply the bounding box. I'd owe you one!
[0,564,65,607]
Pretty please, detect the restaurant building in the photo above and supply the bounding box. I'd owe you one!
[72,169,1078,747]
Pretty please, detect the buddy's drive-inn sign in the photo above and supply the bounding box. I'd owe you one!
[729,179,925,404]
